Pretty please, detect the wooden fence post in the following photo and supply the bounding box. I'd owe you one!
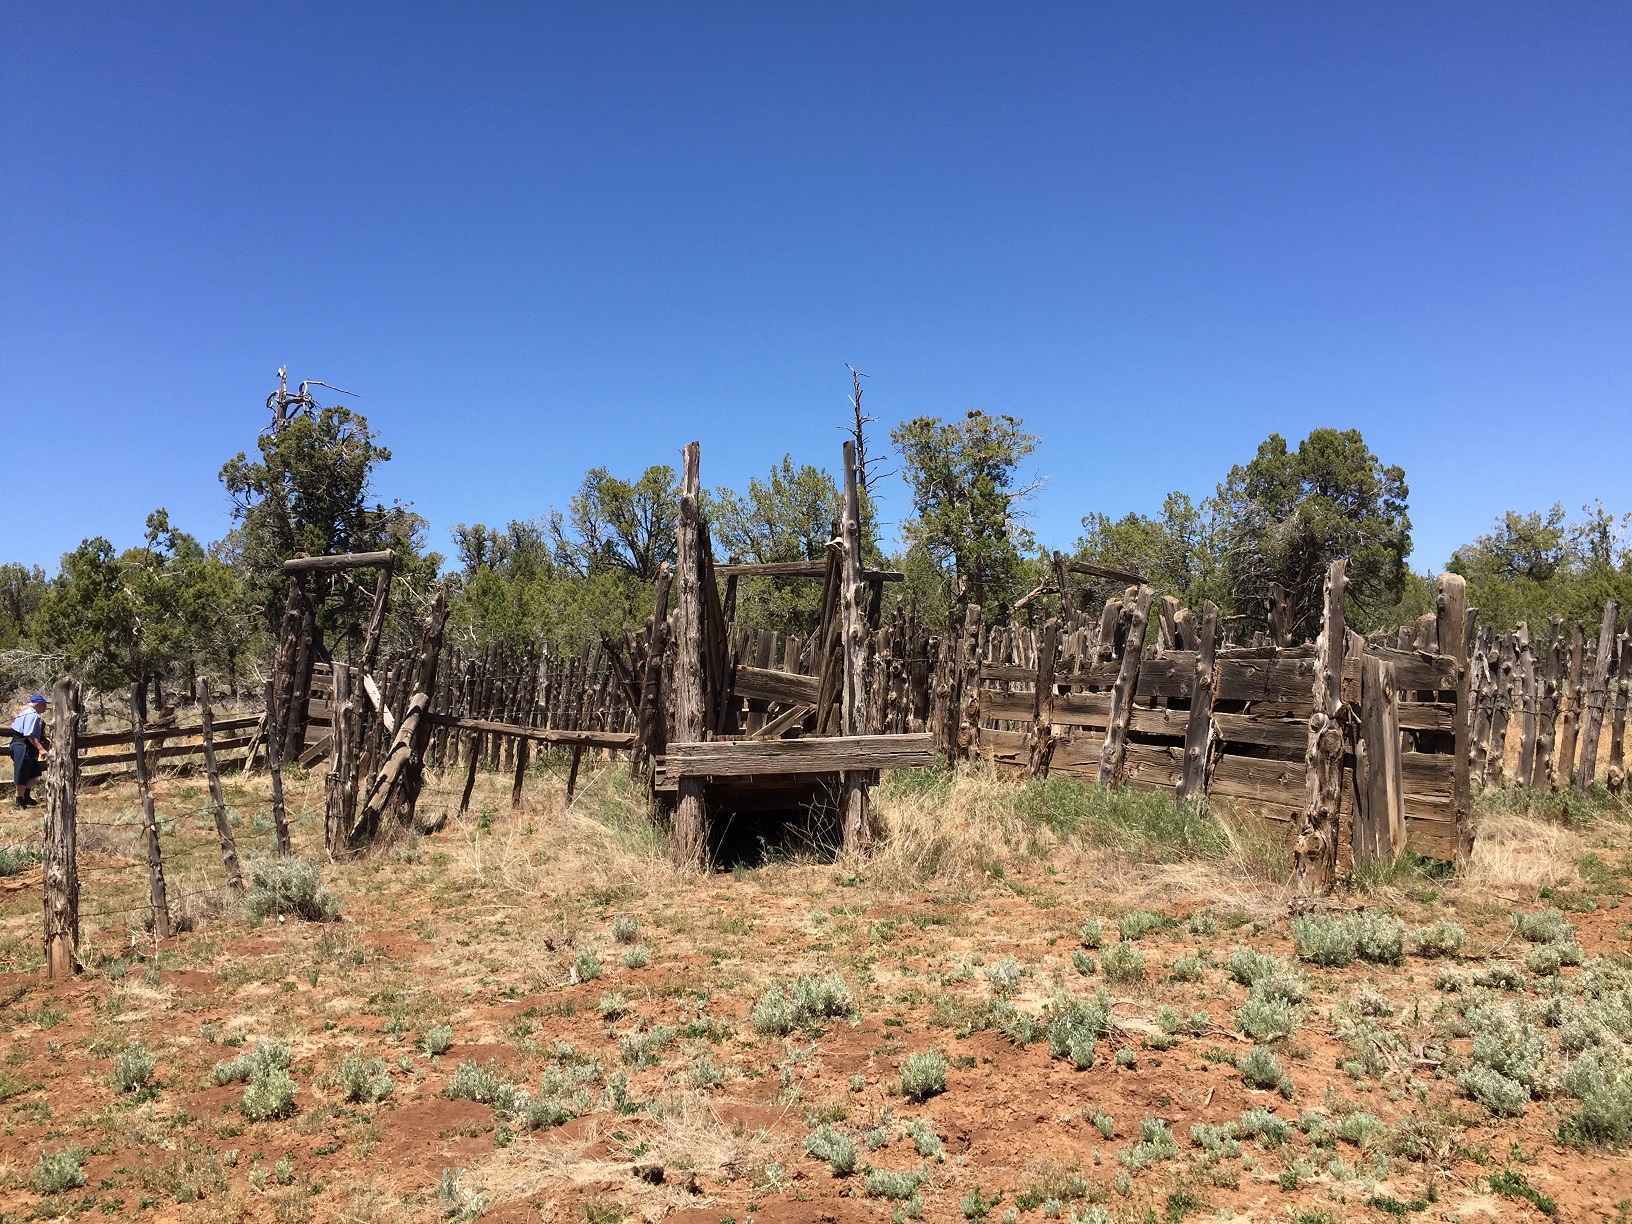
[1436,573,1474,859]
[1294,559,1347,893]
[1516,625,1538,788]
[42,677,81,979]
[1355,653,1405,865]
[1533,617,1562,789]
[130,681,171,940]
[1177,602,1219,803]
[672,441,709,868]
[1575,599,1621,791]
[324,664,356,857]
[839,441,872,855]
[263,680,293,857]
[1557,622,1586,787]
[196,678,243,890]
[1608,624,1628,793]
[1097,586,1153,786]
[1028,617,1060,778]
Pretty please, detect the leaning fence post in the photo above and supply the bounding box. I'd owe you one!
[43,677,81,979]
[1294,559,1347,894]
[1575,599,1622,792]
[130,681,171,940]
[197,678,244,890]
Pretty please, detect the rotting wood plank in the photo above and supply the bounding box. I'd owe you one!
[1355,653,1405,865]
[731,666,822,707]
[665,733,936,779]
[1177,602,1219,803]
[281,550,396,575]
[1098,586,1153,785]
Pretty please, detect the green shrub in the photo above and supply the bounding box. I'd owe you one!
[618,1024,677,1068]
[445,1059,519,1114]
[901,1050,948,1101]
[985,957,1023,997]
[1234,1107,1292,1148]
[1409,920,1465,958]
[1227,946,1287,987]
[1560,1049,1632,1144]
[1291,913,1356,966]
[0,844,41,877]
[612,914,640,944]
[1468,1002,1546,1088]
[436,1167,489,1223]
[1187,912,1217,936]
[1513,908,1575,944]
[112,1041,156,1093]
[241,1066,298,1121]
[336,1054,393,1104]
[1351,912,1406,965]
[1170,954,1205,983]
[1237,992,1300,1041]
[243,856,340,922]
[622,946,650,969]
[31,1146,85,1194]
[1071,949,1097,976]
[1333,1112,1387,1147]
[905,1117,945,1159]
[1119,1117,1179,1169]
[574,948,603,982]
[754,974,856,1035]
[1101,941,1145,984]
[1080,918,1104,948]
[214,1039,290,1085]
[960,1185,996,1219]
[1237,1046,1284,1091]
[1117,910,1163,942]
[1044,992,1112,1070]
[866,1168,926,1200]
[1458,1064,1530,1116]
[1473,962,1527,991]
[805,1123,857,1174]
[419,1023,453,1056]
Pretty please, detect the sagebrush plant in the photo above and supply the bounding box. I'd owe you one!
[1080,918,1104,948]
[1117,910,1163,942]
[618,1023,678,1068]
[905,1117,945,1159]
[1409,919,1465,958]
[31,1146,86,1194]
[985,956,1023,997]
[436,1167,490,1224]
[214,1039,290,1086]
[335,1054,393,1104]
[1513,907,1575,944]
[243,856,340,922]
[112,1041,156,1093]
[1045,991,1112,1070]
[865,1168,926,1200]
[0,843,42,877]
[621,946,650,969]
[805,1123,857,1175]
[574,947,603,982]
[1237,1046,1286,1092]
[1071,949,1097,976]
[241,1066,298,1121]
[612,914,640,944]
[1119,1117,1179,1169]
[419,1022,453,1056]
[901,1050,949,1101]
[753,973,857,1036]
[1291,911,1405,967]
[1101,941,1145,984]
[446,1059,519,1114]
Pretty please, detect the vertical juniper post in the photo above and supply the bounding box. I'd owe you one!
[632,564,673,782]
[1097,586,1152,786]
[130,681,171,940]
[1028,617,1060,778]
[1267,582,1293,648]
[1533,617,1562,789]
[1469,625,1494,788]
[1356,653,1404,864]
[672,442,708,867]
[263,679,292,856]
[196,678,243,890]
[838,441,872,854]
[1176,601,1218,803]
[1294,559,1347,893]
[1608,624,1628,793]
[1574,599,1621,791]
[1436,573,1473,859]
[324,664,356,857]
[42,677,81,979]
[1557,622,1586,786]
[1516,625,1538,787]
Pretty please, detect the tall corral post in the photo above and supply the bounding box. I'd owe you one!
[42,677,81,979]
[1028,617,1060,778]
[263,679,293,856]
[1177,601,1219,803]
[1516,624,1537,786]
[1355,653,1404,864]
[839,441,872,855]
[1436,573,1474,858]
[1097,586,1153,786]
[672,442,709,867]
[325,663,356,857]
[130,680,171,939]
[1294,559,1347,893]
[1575,599,1622,791]
[196,677,243,890]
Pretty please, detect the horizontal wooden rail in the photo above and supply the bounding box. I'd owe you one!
[76,714,261,750]
[715,560,904,582]
[664,733,936,779]
[423,713,634,751]
[282,551,395,574]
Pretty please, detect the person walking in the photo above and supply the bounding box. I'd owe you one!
[11,694,49,809]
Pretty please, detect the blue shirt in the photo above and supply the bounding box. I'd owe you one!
[11,709,41,739]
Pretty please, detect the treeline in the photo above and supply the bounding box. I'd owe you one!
[3,377,1628,702]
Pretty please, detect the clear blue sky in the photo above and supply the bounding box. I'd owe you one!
[4,3,1629,575]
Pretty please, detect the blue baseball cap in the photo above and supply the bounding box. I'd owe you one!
[28,694,46,705]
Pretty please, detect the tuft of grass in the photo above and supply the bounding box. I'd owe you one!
[112,1041,156,1094]
[243,855,340,922]
[901,1050,949,1101]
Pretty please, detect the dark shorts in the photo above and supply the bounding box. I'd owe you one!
[10,740,41,788]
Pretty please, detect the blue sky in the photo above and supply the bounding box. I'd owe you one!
[4,3,1629,575]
